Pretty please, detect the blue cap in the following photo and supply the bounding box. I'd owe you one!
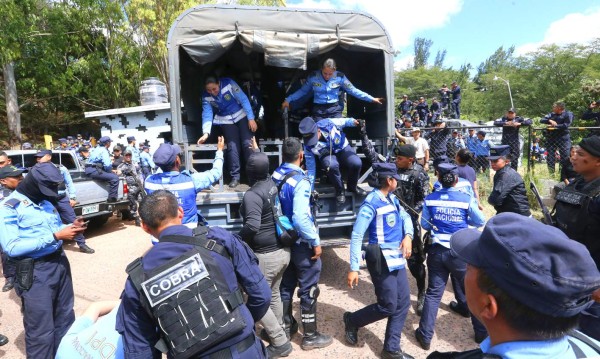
[433,155,449,170]
[67,136,73,140]
[83,140,91,145]
[298,117,318,146]
[30,162,64,197]
[0,165,24,179]
[477,130,486,136]
[451,213,600,317]
[488,145,511,160]
[21,142,32,150]
[58,138,67,143]
[78,147,89,153]
[372,162,401,181]
[142,145,149,150]
[98,136,112,144]
[127,136,136,142]
[34,149,52,157]
[153,143,181,169]
[437,162,458,176]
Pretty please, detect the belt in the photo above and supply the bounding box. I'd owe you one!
[206,334,256,359]
[14,247,63,263]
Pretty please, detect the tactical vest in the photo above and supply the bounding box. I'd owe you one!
[553,177,600,265]
[126,226,246,359]
[203,78,247,125]
[425,189,471,248]
[272,166,315,225]
[395,166,420,209]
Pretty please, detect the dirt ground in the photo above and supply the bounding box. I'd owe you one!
[0,217,480,359]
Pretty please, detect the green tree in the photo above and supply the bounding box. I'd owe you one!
[413,37,433,69]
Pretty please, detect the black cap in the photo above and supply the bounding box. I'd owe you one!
[0,165,24,179]
[507,108,516,113]
[477,130,486,137]
[30,162,63,197]
[488,145,511,160]
[127,136,136,142]
[34,150,52,158]
[579,135,600,158]
[433,155,449,170]
[393,144,417,158]
[437,163,458,176]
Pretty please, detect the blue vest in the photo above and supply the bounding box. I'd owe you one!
[425,189,471,248]
[272,165,313,224]
[144,171,198,224]
[314,119,349,155]
[202,77,247,125]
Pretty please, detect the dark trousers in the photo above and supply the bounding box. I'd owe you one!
[127,186,141,219]
[452,99,461,119]
[417,244,486,342]
[280,242,321,311]
[546,136,571,173]
[85,167,119,198]
[349,266,410,353]
[502,137,521,170]
[1,250,16,280]
[219,117,254,181]
[16,251,75,358]
[141,166,151,179]
[320,146,362,192]
[474,156,489,172]
[55,195,85,246]
[312,103,342,120]
[407,217,426,294]
[580,302,600,341]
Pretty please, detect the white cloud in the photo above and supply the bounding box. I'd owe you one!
[288,0,464,65]
[516,7,600,55]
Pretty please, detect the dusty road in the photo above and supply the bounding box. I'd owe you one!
[0,218,480,359]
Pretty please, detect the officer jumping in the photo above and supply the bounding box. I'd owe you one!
[85,136,119,202]
[116,190,271,358]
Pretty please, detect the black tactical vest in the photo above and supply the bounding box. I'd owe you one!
[126,227,246,359]
[553,177,600,267]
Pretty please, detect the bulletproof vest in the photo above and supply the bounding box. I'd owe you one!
[395,166,420,209]
[126,226,246,359]
[553,177,600,265]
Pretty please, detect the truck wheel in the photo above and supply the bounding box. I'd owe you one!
[120,209,132,220]
[88,214,111,228]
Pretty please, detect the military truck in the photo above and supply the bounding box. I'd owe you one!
[165,5,397,238]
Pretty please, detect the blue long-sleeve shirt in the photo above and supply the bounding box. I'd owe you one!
[0,191,67,258]
[540,110,573,137]
[493,116,532,143]
[88,145,113,172]
[59,165,77,199]
[473,138,493,157]
[421,187,485,232]
[349,190,413,271]
[201,78,254,135]
[286,70,375,106]
[139,151,155,169]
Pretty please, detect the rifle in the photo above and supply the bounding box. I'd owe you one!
[529,181,554,225]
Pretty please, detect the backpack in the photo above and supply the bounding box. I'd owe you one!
[268,171,300,247]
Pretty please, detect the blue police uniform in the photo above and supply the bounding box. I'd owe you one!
[425,126,451,160]
[85,140,119,199]
[398,99,413,116]
[201,77,254,182]
[432,177,475,198]
[429,102,442,124]
[116,224,271,358]
[472,133,493,172]
[0,190,75,358]
[478,335,600,359]
[438,88,450,109]
[416,166,487,346]
[493,114,532,170]
[301,117,362,194]
[54,165,89,248]
[286,70,376,119]
[451,84,461,119]
[346,185,414,354]
[415,100,429,125]
[139,150,155,178]
[145,144,223,227]
[540,109,573,173]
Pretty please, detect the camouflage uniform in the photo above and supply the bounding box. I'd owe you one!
[117,161,143,222]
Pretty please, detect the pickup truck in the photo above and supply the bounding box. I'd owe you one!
[5,149,130,227]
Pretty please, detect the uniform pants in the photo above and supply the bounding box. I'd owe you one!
[348,266,410,353]
[85,167,119,198]
[141,166,151,179]
[452,99,461,119]
[580,302,600,341]
[1,250,16,281]
[502,137,521,170]
[407,219,426,294]
[280,242,321,312]
[320,146,362,192]
[546,136,571,173]
[417,244,487,342]
[220,117,254,181]
[55,195,86,246]
[312,103,342,120]
[256,248,291,346]
[127,186,141,219]
[16,251,75,359]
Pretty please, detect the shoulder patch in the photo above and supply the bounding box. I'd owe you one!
[4,198,21,208]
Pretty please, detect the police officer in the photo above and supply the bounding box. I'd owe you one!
[282,58,383,120]
[415,97,429,125]
[117,150,143,227]
[582,100,600,136]
[487,145,531,216]
[299,116,366,204]
[85,136,119,202]
[116,190,271,358]
[55,138,68,150]
[36,150,95,253]
[398,95,413,116]
[124,136,140,165]
[493,107,532,170]
[425,120,450,161]
[541,101,573,173]
[429,213,600,358]
[272,138,333,350]
[438,84,450,112]
[111,145,123,170]
[393,145,429,315]
[76,146,89,167]
[139,145,155,179]
[450,81,461,119]
[0,162,86,358]
[428,98,442,125]
[0,165,24,293]
[197,76,256,188]
[415,163,487,350]
[145,137,224,228]
[344,162,415,359]
[552,135,600,341]
[472,130,493,173]
[21,142,33,150]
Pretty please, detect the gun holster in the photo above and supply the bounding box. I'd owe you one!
[15,257,34,291]
[364,243,385,276]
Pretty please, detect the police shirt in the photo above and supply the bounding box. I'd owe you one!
[116,225,271,358]
[88,146,113,172]
[488,166,531,216]
[201,78,255,135]
[59,165,77,200]
[0,191,66,258]
[286,70,375,106]
[493,116,532,143]
[479,334,600,359]
[139,151,155,169]
[540,111,573,138]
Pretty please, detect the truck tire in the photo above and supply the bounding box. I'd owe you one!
[88,214,111,228]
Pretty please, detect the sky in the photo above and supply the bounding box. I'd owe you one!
[286,0,600,72]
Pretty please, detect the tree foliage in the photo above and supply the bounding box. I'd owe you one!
[413,37,433,69]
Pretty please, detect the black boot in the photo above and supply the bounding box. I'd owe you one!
[300,304,333,350]
[134,218,141,227]
[416,290,425,316]
[0,334,8,346]
[282,300,298,339]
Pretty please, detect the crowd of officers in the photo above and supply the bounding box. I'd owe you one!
[1,56,600,359]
